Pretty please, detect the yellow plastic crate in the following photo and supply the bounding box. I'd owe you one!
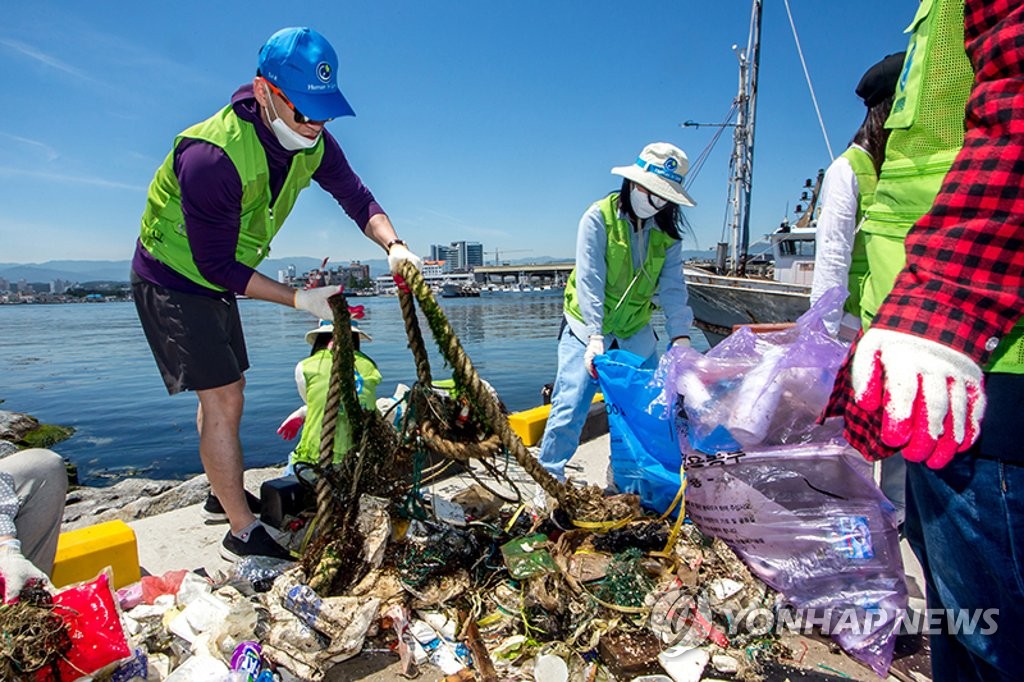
[508,393,603,447]
[52,520,140,589]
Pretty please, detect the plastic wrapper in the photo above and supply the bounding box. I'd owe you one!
[500,534,557,579]
[684,443,906,676]
[659,287,849,453]
[258,575,381,680]
[227,555,297,593]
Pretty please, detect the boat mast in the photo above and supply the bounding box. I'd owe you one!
[726,0,762,276]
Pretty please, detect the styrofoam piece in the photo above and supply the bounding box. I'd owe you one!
[658,645,710,682]
[534,653,569,682]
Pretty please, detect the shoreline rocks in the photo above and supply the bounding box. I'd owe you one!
[61,466,283,531]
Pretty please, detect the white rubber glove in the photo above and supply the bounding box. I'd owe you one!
[0,539,51,602]
[671,337,691,349]
[850,327,986,469]
[584,335,605,379]
[293,285,343,320]
[387,243,423,274]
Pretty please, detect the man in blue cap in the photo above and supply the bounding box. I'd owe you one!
[130,27,422,561]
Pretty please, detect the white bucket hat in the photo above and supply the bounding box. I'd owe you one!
[305,321,372,345]
[611,142,696,207]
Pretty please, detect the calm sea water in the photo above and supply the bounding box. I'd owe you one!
[0,295,706,485]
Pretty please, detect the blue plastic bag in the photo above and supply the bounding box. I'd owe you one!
[594,350,683,515]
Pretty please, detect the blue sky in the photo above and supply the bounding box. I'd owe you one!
[1,1,913,265]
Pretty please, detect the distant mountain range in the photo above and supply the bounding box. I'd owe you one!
[0,256,551,284]
[0,250,714,284]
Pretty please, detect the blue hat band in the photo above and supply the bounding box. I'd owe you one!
[635,158,682,183]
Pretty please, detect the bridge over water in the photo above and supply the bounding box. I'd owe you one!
[472,262,575,287]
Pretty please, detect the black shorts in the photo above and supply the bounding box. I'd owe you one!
[132,273,249,395]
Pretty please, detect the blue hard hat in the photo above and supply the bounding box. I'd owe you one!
[258,27,355,121]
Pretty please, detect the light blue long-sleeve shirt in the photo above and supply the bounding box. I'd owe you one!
[565,200,693,358]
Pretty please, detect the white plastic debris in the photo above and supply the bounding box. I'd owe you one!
[162,654,228,681]
[709,578,745,602]
[534,653,569,682]
[658,645,710,682]
[356,495,392,567]
[711,653,740,674]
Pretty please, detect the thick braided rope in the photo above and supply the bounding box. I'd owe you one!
[395,262,568,507]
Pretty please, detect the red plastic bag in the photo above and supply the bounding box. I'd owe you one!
[36,571,132,681]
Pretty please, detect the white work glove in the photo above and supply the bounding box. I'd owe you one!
[293,285,343,320]
[850,328,986,469]
[0,539,51,603]
[584,335,605,379]
[387,242,423,274]
[671,337,691,349]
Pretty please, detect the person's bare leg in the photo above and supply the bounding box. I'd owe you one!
[196,377,255,534]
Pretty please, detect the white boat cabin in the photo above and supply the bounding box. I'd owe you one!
[769,225,816,286]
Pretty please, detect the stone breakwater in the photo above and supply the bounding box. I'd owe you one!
[61,466,282,532]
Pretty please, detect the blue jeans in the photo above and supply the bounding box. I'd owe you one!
[537,328,600,480]
[905,456,1024,681]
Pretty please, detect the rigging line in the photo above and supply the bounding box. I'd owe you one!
[783,0,834,162]
[686,102,738,188]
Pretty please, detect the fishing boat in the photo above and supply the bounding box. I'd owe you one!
[440,281,481,298]
[682,0,819,346]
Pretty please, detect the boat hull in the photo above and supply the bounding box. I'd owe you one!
[683,267,810,346]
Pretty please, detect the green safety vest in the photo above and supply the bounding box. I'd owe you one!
[139,105,325,291]
[841,146,878,321]
[564,193,676,338]
[292,349,381,465]
[857,0,1024,373]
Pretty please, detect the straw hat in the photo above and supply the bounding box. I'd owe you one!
[305,321,373,345]
[611,142,696,207]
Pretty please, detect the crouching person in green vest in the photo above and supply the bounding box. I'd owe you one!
[537,143,696,483]
[277,322,382,478]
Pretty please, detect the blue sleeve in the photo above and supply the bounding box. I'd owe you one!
[575,204,607,338]
[658,240,695,340]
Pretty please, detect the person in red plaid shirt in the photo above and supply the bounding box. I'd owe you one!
[825,2,1024,679]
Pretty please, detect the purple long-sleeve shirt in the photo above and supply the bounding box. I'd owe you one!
[131,84,385,296]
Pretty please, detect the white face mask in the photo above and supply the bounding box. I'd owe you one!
[630,185,668,219]
[264,85,321,151]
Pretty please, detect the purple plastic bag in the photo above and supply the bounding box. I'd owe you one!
[684,443,906,676]
[657,287,849,453]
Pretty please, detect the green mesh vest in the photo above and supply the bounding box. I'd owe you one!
[139,105,325,291]
[563,193,676,338]
[292,349,381,465]
[841,146,878,320]
[856,0,1024,372]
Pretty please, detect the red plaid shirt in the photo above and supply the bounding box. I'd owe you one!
[827,0,1024,459]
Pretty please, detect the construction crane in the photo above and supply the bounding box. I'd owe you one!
[484,249,531,265]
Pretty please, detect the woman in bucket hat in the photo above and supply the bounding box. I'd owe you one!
[537,143,696,483]
[276,321,381,478]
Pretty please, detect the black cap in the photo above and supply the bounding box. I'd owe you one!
[855,52,906,108]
